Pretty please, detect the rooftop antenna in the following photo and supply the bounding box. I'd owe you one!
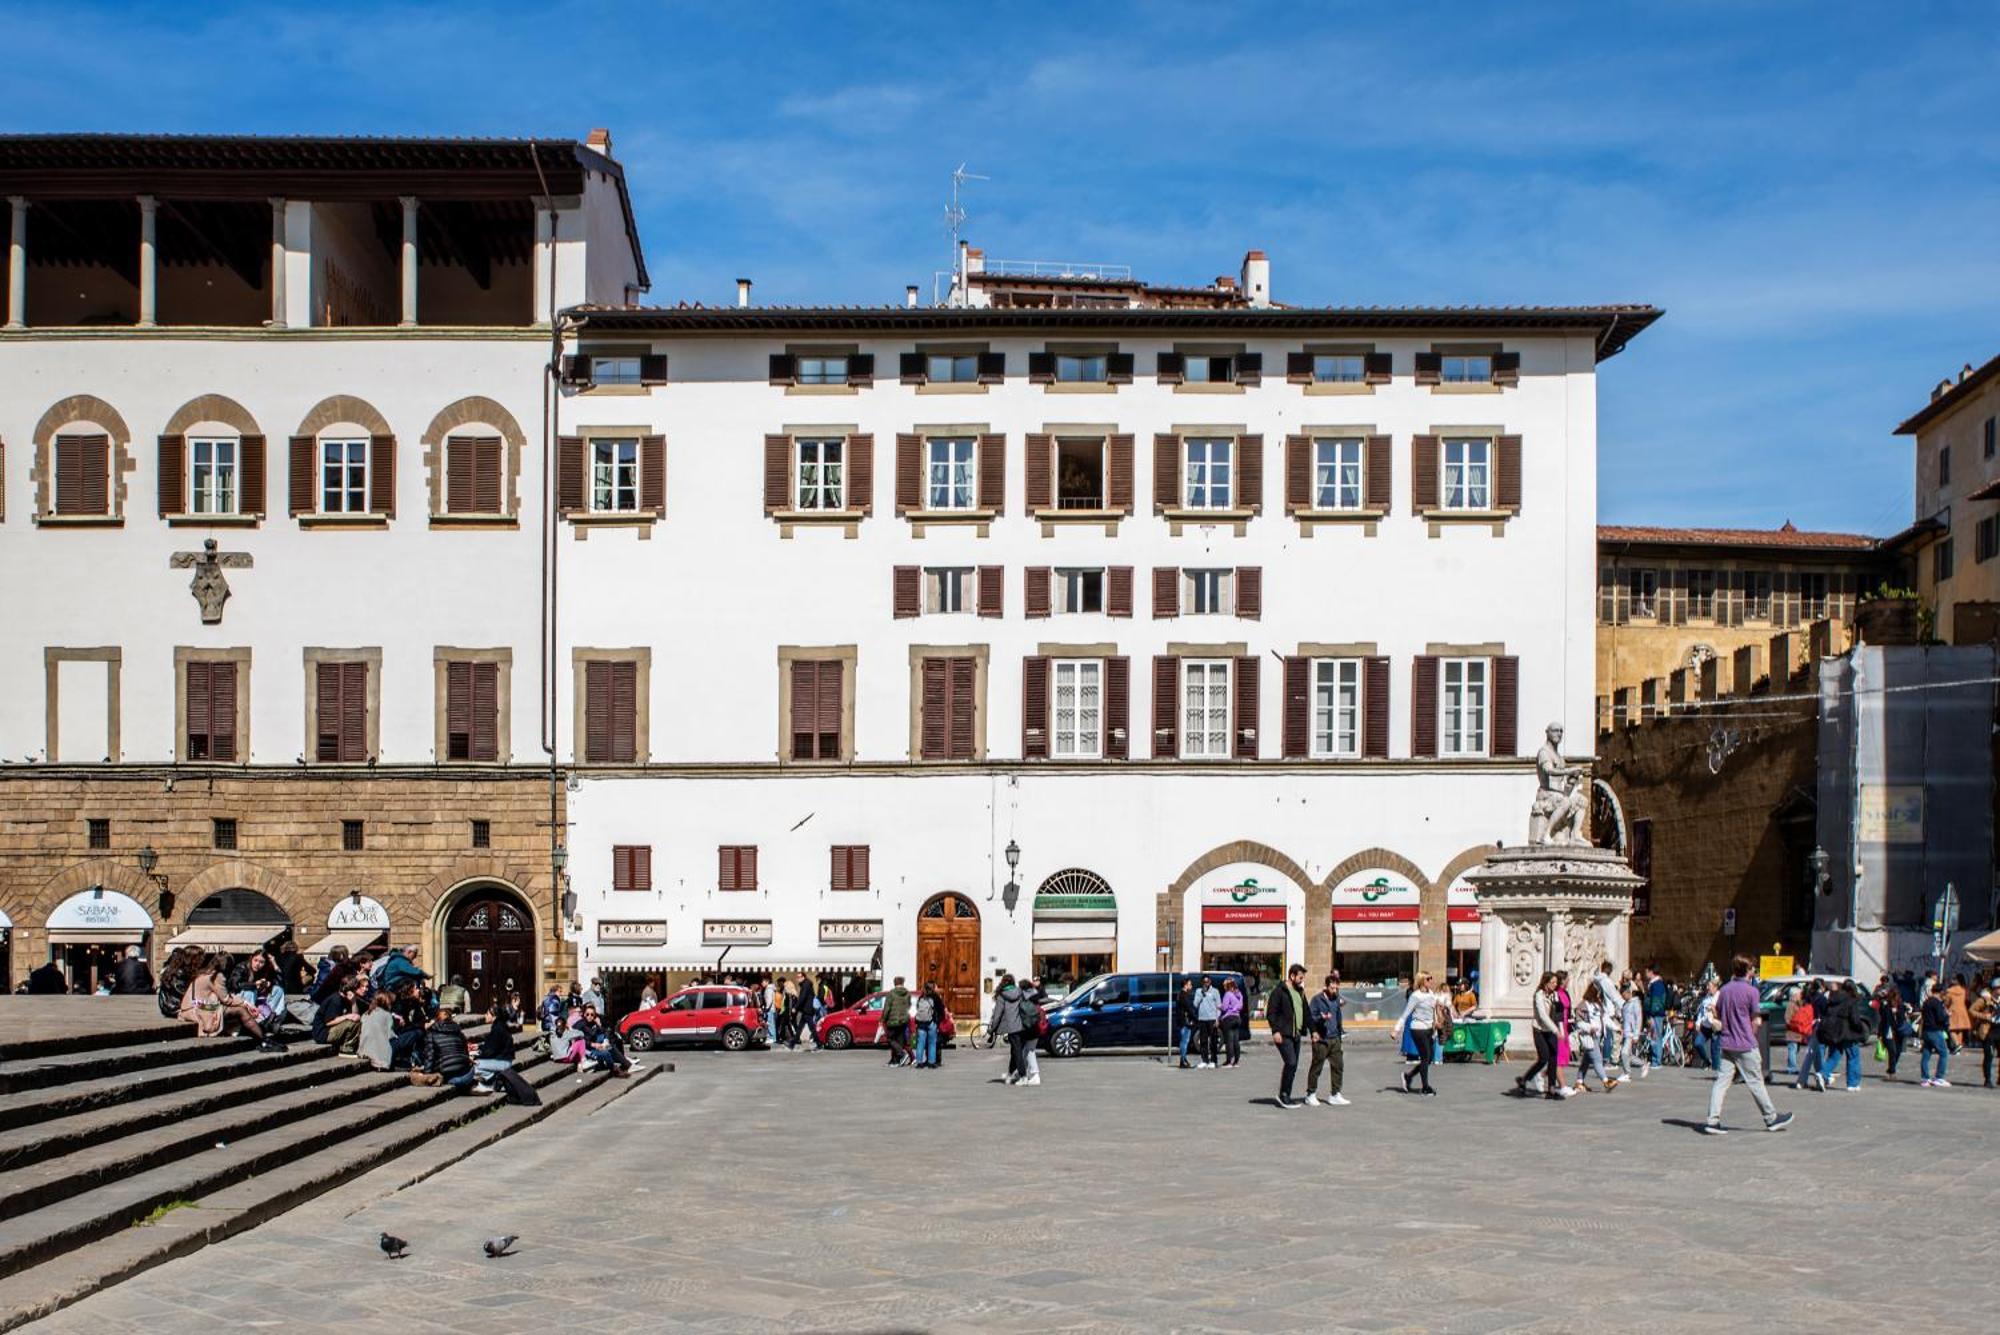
[943,163,988,306]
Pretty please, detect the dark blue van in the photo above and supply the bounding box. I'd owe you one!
[1039,970,1246,1057]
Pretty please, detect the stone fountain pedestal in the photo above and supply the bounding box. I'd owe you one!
[1464,845,1644,1051]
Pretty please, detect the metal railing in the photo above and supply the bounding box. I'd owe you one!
[982,259,1133,282]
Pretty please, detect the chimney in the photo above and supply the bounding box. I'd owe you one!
[736,278,752,308]
[906,285,919,309]
[1963,362,1976,383]
[585,127,614,160]
[1240,249,1271,308]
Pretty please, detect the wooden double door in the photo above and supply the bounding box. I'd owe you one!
[915,893,982,1017]
[444,885,535,1014]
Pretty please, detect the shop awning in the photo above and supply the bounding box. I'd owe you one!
[582,949,721,973]
[167,924,289,952]
[1203,921,1286,942]
[1033,922,1117,953]
[1338,921,1421,943]
[721,946,881,973]
[303,928,389,961]
[1450,924,1480,949]
[47,929,145,945]
[1963,929,2000,963]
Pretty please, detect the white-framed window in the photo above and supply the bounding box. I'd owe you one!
[1440,658,1489,757]
[797,355,849,386]
[1186,568,1230,615]
[1184,437,1234,509]
[795,437,844,511]
[189,436,238,515]
[1182,353,1234,384]
[1441,353,1492,383]
[1052,659,1103,758]
[926,436,976,510]
[590,355,643,385]
[1314,437,1364,510]
[1442,437,1491,510]
[1628,568,1659,619]
[1057,568,1104,614]
[925,567,971,614]
[319,437,368,514]
[927,353,978,383]
[1313,354,1365,383]
[1181,659,1232,758]
[1055,353,1108,383]
[591,437,639,512]
[1312,658,1361,757]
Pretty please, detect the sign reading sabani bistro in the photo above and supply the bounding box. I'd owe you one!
[702,919,773,945]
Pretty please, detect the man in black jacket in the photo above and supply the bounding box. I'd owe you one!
[112,946,154,996]
[1266,964,1310,1108]
[419,1007,475,1089]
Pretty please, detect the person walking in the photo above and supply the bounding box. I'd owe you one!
[1973,979,2000,1087]
[1818,981,1870,1092]
[881,976,913,1068]
[910,980,940,1070]
[1572,981,1620,1092]
[1174,978,1197,1070]
[1644,966,1670,1066]
[1782,986,1812,1077]
[1701,956,1794,1134]
[1918,986,1953,1087]
[1517,973,1567,1100]
[987,974,1036,1086]
[1218,978,1245,1068]
[1304,973,1348,1106]
[1266,964,1309,1109]
[1619,980,1650,1078]
[1875,978,1912,1081]
[1019,979,1046,1086]
[1946,975,1972,1053]
[1392,972,1446,1097]
[1193,975,1222,1069]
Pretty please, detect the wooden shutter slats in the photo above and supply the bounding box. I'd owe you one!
[585,660,611,763]
[57,435,109,517]
[1027,351,1055,384]
[558,435,585,514]
[977,565,1004,618]
[1410,434,1440,513]
[1237,434,1263,512]
[948,657,975,758]
[290,435,315,516]
[1105,351,1134,384]
[1415,351,1442,386]
[895,433,922,513]
[1022,655,1050,760]
[210,662,237,762]
[1365,434,1392,510]
[1492,351,1521,386]
[1106,566,1133,618]
[446,660,473,759]
[315,662,341,761]
[186,661,211,758]
[1364,351,1393,384]
[610,660,637,762]
[640,433,666,515]
[613,845,633,891]
[1104,656,1130,760]
[1286,351,1313,383]
[892,565,921,619]
[1153,433,1179,513]
[1364,656,1390,758]
[847,433,873,516]
[1024,433,1053,513]
[1152,656,1178,759]
[763,434,791,514]
[1233,656,1260,759]
[790,658,818,760]
[445,436,475,515]
[1025,567,1051,619]
[1411,656,1440,758]
[920,658,948,759]
[851,843,868,889]
[977,351,1005,383]
[899,351,927,384]
[1236,566,1263,620]
[816,659,842,758]
[339,661,367,761]
[1152,566,1179,619]
[978,433,1005,512]
[474,437,502,515]
[1285,434,1310,513]
[1493,655,1520,757]
[1236,351,1263,386]
[1282,657,1309,759]
[1107,433,1134,513]
[471,661,498,761]
[239,435,266,517]
[847,353,874,388]
[1496,434,1522,512]
[158,435,184,516]
[368,435,395,517]
[1156,351,1185,385]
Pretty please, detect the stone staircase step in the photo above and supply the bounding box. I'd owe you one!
[0,1041,339,1134]
[0,1033,258,1096]
[0,1056,620,1332]
[0,1018,191,1065]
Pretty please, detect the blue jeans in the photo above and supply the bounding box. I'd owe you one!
[1178,1024,1193,1062]
[474,1058,510,1080]
[1784,1039,1801,1074]
[1647,1015,1665,1064]
[585,1042,624,1070]
[913,1022,938,1066]
[1920,1030,1950,1081]
[1797,1036,1822,1085]
[1819,1041,1860,1090]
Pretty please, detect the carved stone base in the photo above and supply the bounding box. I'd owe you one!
[1464,846,1644,1051]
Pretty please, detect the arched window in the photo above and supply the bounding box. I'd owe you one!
[183,420,241,516]
[444,429,504,514]
[1035,868,1113,900]
[317,421,372,515]
[53,423,113,517]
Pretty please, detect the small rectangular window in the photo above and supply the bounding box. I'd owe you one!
[1940,445,1952,488]
[831,844,871,890]
[213,817,238,851]
[591,438,639,513]
[1799,572,1830,620]
[590,355,643,385]
[1440,658,1489,756]
[925,567,972,614]
[470,819,490,849]
[796,355,849,386]
[1742,571,1774,621]
[1186,568,1230,616]
[1441,354,1493,383]
[1442,438,1491,509]
[1978,516,1999,564]
[1313,354,1365,383]
[189,438,239,515]
[1313,437,1364,510]
[86,817,110,850]
[341,819,365,852]
[320,438,368,514]
[719,844,759,890]
[1184,437,1234,509]
[1051,659,1104,758]
[1055,353,1107,383]
[1180,659,1232,758]
[1627,569,1659,619]
[1311,659,1361,758]
[1057,568,1105,614]
[1055,437,1105,510]
[1934,537,1955,583]
[1181,354,1233,384]
[613,844,653,891]
[925,437,976,510]
[1986,417,1996,460]
[1686,569,1716,620]
[927,353,977,383]
[795,437,845,511]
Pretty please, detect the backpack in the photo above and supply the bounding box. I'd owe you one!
[1016,996,1043,1036]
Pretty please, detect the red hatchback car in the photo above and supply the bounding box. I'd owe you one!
[618,986,764,1052]
[816,990,956,1050]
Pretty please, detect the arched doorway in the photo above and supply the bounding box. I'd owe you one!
[168,889,292,956]
[443,883,534,1014]
[916,893,981,1016]
[1030,869,1117,997]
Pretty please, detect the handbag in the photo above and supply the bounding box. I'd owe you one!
[1873,1038,1888,1063]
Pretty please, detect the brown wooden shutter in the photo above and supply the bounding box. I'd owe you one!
[1365,434,1392,510]
[633,845,652,890]
[1411,655,1440,758]
[1156,351,1185,384]
[1024,433,1052,512]
[584,660,611,762]
[289,435,316,516]
[210,661,237,762]
[1105,351,1134,384]
[315,662,341,761]
[368,435,395,517]
[1496,434,1522,511]
[850,843,869,889]
[895,433,922,513]
[1414,351,1442,386]
[978,433,1005,511]
[640,434,665,514]
[892,565,921,619]
[830,845,848,891]
[1410,435,1439,513]
[717,846,734,891]
[847,433,873,516]
[1107,433,1134,513]
[768,353,796,385]
[157,435,185,516]
[1234,656,1260,759]
[763,434,790,514]
[1104,656,1130,759]
[1152,566,1179,618]
[340,661,367,761]
[1028,351,1055,384]
[1024,566,1051,619]
[558,435,585,514]
[186,661,211,759]
[1285,434,1310,512]
[1282,656,1309,759]
[815,660,842,758]
[638,353,669,385]
[847,353,874,387]
[1493,655,1519,757]
[1021,655,1050,759]
[445,437,474,515]
[1236,351,1262,386]
[1106,566,1133,618]
[977,351,1005,383]
[899,352,927,384]
[446,660,472,759]
[789,659,817,760]
[1236,566,1262,619]
[1153,433,1179,512]
[1492,351,1520,386]
[470,661,498,761]
[239,435,266,516]
[1363,656,1390,758]
[612,845,633,891]
[610,660,637,761]
[1152,656,1179,759]
[474,437,502,514]
[56,435,108,516]
[1286,351,1313,383]
[920,657,948,759]
[948,657,976,758]
[977,565,1004,618]
[1364,351,1393,384]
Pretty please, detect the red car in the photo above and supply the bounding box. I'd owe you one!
[816,990,956,1050]
[618,985,764,1052]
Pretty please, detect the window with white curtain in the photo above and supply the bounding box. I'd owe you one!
[926,436,975,510]
[1311,658,1360,757]
[1182,659,1231,758]
[1441,658,1488,756]
[1052,659,1103,758]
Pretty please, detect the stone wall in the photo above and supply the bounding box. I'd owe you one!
[0,769,569,990]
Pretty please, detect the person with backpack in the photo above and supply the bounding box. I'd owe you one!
[881,977,913,1068]
[1218,978,1245,1068]
[1814,981,1869,1092]
[911,981,940,1070]
[1020,978,1049,1085]
[1265,964,1310,1109]
[988,974,1036,1086]
[1701,956,1794,1135]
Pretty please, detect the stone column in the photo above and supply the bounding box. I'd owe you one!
[531,200,555,326]
[6,196,26,329]
[398,195,419,327]
[267,196,287,329]
[136,195,158,327]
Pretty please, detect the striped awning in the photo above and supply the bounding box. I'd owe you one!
[303,928,388,961]
[47,929,145,945]
[167,925,289,952]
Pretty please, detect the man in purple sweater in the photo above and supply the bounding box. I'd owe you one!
[1703,956,1795,1135]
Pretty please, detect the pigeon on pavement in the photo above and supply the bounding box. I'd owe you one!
[379,1232,408,1260]
[482,1235,519,1258]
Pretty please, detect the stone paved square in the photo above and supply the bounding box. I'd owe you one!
[31,1036,1999,1333]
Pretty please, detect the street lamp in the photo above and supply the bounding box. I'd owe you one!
[1807,845,1831,896]
[135,845,174,919]
[1002,839,1021,912]
[553,845,576,923]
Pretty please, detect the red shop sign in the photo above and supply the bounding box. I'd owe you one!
[1202,905,1288,924]
[1332,906,1420,923]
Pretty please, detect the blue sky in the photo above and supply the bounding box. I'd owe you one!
[11,1,1998,535]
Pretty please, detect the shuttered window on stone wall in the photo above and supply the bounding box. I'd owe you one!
[1410,655,1440,758]
[831,844,871,891]
[446,435,504,515]
[919,656,976,760]
[1151,656,1179,759]
[612,844,652,891]
[789,659,844,761]
[1492,655,1520,757]
[719,844,759,891]
[584,659,638,764]
[315,661,368,763]
[1233,655,1260,759]
[55,434,110,516]
[445,660,499,762]
[185,660,237,762]
[1022,655,1050,759]
[1363,656,1390,758]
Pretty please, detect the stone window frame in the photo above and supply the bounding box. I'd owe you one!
[905,643,990,761]
[1428,341,1505,395]
[776,645,858,765]
[1162,422,1255,536]
[173,646,251,764]
[31,394,134,526]
[912,341,993,396]
[1299,342,1380,397]
[302,646,384,765]
[422,395,527,527]
[1169,341,1249,395]
[44,647,122,763]
[162,393,265,528]
[784,342,863,396]
[432,646,514,764]
[571,423,659,536]
[294,394,395,529]
[571,646,652,765]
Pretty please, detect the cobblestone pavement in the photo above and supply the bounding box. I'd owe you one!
[34,1037,2000,1333]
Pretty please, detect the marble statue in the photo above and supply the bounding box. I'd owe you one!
[1528,723,1588,846]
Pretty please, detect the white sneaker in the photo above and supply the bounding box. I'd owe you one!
[1558,1086,1577,1099]
[1919,1078,1934,1087]
[579,1060,600,1072]
[1023,1074,1041,1086]
[1638,1063,1650,1079]
[1199,1061,1215,1069]
[1304,1093,1321,1106]
[1003,1073,1017,1085]
[1934,1078,1952,1088]
[1327,1093,1351,1106]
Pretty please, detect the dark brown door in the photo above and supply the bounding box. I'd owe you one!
[916,893,981,1016]
[445,886,535,1014]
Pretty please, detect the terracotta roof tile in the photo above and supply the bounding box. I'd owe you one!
[1597,523,1881,552]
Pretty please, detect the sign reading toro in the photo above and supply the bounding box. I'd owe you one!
[598,920,667,945]
[818,919,884,945]
[702,919,773,946]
